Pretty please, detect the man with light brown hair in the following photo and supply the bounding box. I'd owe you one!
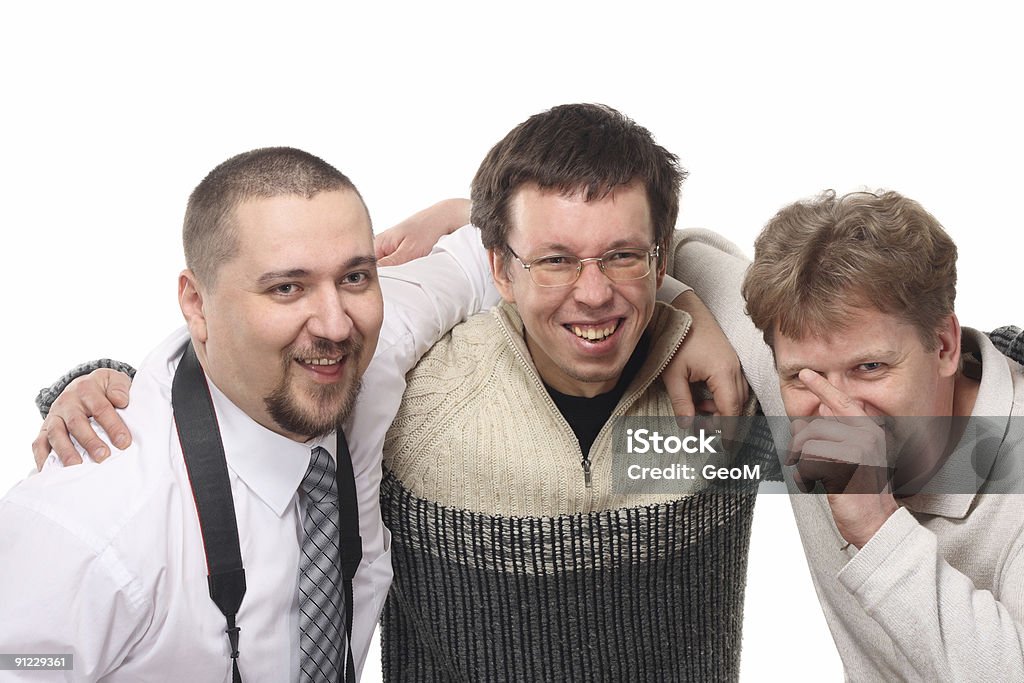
[674,189,1024,680]
[742,190,957,355]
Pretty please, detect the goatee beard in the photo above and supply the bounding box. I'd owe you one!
[264,338,363,439]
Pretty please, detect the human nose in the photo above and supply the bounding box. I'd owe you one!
[572,258,614,307]
[306,287,354,342]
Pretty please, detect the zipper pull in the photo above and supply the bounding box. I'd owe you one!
[582,459,592,488]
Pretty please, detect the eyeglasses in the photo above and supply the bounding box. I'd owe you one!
[507,245,660,288]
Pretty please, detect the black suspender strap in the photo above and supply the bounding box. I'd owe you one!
[172,343,246,683]
[335,430,362,682]
[172,341,363,682]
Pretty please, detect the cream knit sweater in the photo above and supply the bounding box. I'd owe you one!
[384,300,698,517]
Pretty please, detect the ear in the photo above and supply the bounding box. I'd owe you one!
[489,249,516,303]
[179,269,209,344]
[935,313,961,378]
[655,244,668,288]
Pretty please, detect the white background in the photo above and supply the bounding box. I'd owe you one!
[2,2,1021,680]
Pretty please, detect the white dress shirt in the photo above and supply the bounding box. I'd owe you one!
[0,225,499,682]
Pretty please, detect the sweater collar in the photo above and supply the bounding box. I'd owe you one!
[491,300,692,414]
[900,328,1017,518]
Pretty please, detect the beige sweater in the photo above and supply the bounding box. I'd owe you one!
[673,227,1024,682]
[379,295,764,681]
[384,300,698,516]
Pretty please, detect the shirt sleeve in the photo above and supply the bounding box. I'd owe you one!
[35,359,138,418]
[656,275,692,303]
[377,223,501,375]
[0,498,150,680]
[667,228,787,417]
[838,506,1024,680]
[346,223,501,676]
[989,326,1024,366]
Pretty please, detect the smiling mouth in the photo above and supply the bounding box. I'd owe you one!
[299,357,342,366]
[565,319,622,343]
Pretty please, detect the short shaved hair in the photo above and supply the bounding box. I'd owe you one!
[183,147,365,286]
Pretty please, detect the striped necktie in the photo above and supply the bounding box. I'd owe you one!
[298,446,347,681]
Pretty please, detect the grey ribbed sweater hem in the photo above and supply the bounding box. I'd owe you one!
[380,472,755,682]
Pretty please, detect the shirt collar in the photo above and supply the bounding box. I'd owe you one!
[205,376,337,516]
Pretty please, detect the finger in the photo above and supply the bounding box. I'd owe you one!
[378,246,412,268]
[798,457,890,495]
[741,374,750,403]
[709,374,743,417]
[735,376,750,411]
[89,400,131,451]
[790,417,888,467]
[664,372,696,420]
[790,418,811,435]
[88,382,131,450]
[798,369,866,418]
[31,430,60,470]
[798,438,863,465]
[32,431,47,470]
[785,419,811,465]
[389,240,431,267]
[373,233,396,260]
[40,417,85,467]
[790,419,860,454]
[64,413,111,462]
[107,371,132,409]
[795,455,860,494]
[377,241,410,268]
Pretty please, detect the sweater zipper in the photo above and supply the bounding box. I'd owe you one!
[495,320,591,488]
[587,315,692,462]
[495,310,691,495]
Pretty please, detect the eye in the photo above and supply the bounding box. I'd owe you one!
[271,283,301,296]
[857,362,884,373]
[342,271,372,286]
[605,250,642,263]
[535,255,572,267]
[784,373,806,387]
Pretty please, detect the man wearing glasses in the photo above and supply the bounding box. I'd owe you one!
[376,103,769,681]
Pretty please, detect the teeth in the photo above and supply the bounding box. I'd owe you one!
[301,358,340,366]
[570,323,617,341]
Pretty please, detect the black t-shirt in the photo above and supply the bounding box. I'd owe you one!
[544,336,649,459]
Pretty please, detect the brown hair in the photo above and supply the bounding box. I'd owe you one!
[742,190,958,349]
[183,147,364,286]
[470,103,686,254]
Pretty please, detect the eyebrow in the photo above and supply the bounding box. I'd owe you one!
[527,238,652,255]
[776,363,811,379]
[255,255,377,285]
